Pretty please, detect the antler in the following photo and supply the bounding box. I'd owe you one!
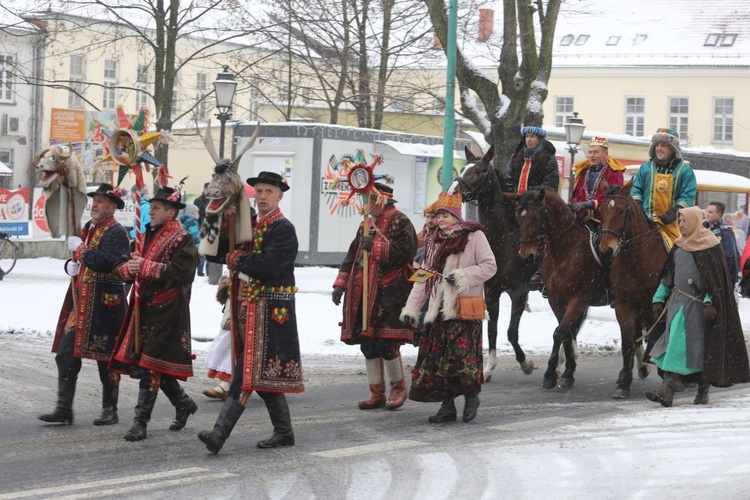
[50,143,74,160]
[230,124,261,173]
[199,119,221,165]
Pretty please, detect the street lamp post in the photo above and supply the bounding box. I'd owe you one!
[565,112,585,201]
[208,65,238,285]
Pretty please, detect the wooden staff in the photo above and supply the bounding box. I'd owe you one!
[66,185,79,310]
[362,211,370,331]
[228,211,237,377]
[131,177,144,354]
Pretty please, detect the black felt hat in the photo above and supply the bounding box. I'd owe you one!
[246,171,290,192]
[87,183,125,210]
[150,187,186,210]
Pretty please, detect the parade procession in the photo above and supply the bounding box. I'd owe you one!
[3,0,750,497]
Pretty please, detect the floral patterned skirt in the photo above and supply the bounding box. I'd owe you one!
[408,318,483,402]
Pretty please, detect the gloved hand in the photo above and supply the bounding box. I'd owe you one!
[704,304,718,322]
[652,302,664,320]
[332,286,345,306]
[68,236,83,252]
[658,206,679,226]
[65,260,80,277]
[570,202,589,212]
[360,235,373,252]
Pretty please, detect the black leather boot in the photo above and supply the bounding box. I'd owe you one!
[257,395,295,448]
[198,397,246,455]
[428,398,457,423]
[161,377,198,431]
[39,378,76,425]
[463,395,480,423]
[646,371,678,407]
[93,386,119,426]
[124,389,158,441]
[694,374,710,405]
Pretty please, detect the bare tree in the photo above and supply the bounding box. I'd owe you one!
[424,0,562,161]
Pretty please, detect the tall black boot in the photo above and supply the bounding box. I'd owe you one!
[160,378,198,431]
[124,389,158,441]
[694,374,710,405]
[257,395,295,449]
[463,395,480,423]
[198,397,245,455]
[39,378,77,425]
[428,398,457,423]
[93,386,119,426]
[646,371,678,407]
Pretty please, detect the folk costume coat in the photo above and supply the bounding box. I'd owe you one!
[110,219,198,380]
[502,139,560,194]
[571,157,626,222]
[334,204,418,345]
[224,208,304,394]
[52,216,129,361]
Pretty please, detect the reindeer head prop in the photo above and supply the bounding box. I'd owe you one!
[35,143,88,238]
[198,121,260,256]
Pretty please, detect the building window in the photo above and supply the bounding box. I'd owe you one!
[135,64,149,110]
[196,72,207,119]
[633,34,648,45]
[69,54,85,109]
[668,97,689,144]
[606,36,620,46]
[624,97,645,136]
[575,35,589,46]
[560,34,574,46]
[721,33,737,46]
[554,96,574,128]
[0,148,12,167]
[713,97,734,144]
[102,59,117,110]
[0,56,13,103]
[705,33,720,46]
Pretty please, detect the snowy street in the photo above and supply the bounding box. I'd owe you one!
[2,259,750,498]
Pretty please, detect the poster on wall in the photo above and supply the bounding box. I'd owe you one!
[0,187,30,236]
[426,156,467,208]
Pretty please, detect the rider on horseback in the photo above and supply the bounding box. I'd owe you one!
[501,126,559,291]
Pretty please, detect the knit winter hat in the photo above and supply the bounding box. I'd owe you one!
[649,127,682,159]
[521,126,547,138]
[436,191,463,220]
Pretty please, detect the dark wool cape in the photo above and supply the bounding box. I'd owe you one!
[648,244,750,387]
[52,216,130,361]
[334,204,418,344]
[502,139,560,193]
[110,219,198,380]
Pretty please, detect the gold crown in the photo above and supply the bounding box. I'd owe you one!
[589,136,609,149]
[437,191,462,211]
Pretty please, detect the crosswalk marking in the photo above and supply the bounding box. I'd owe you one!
[0,467,218,500]
[488,416,575,431]
[55,473,236,500]
[312,439,426,458]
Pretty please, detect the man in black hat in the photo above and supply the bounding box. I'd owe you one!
[109,186,199,441]
[39,183,130,427]
[332,181,417,411]
[199,171,304,454]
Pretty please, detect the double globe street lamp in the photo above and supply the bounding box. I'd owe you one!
[565,112,586,201]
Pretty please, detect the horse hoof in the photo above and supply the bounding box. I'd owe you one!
[638,365,651,379]
[612,388,630,399]
[557,378,574,389]
[542,378,557,390]
[521,360,535,375]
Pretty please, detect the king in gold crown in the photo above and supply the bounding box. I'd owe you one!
[589,136,609,149]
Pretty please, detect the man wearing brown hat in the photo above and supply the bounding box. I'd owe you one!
[39,183,130,427]
[110,186,199,441]
[199,171,304,454]
[332,181,418,411]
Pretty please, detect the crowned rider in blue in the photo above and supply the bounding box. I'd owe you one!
[631,128,697,249]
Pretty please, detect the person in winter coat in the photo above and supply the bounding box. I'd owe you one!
[703,200,739,287]
[400,191,497,424]
[180,204,202,278]
[646,206,750,407]
[501,126,559,195]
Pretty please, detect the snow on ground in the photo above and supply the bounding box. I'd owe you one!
[4,258,750,360]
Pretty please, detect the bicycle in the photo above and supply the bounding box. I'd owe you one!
[0,232,19,280]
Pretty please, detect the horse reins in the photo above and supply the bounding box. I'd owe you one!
[456,160,517,208]
[518,201,576,247]
[601,193,662,254]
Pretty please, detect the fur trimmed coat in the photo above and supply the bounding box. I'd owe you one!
[401,230,497,324]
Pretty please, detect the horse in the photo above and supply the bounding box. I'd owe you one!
[599,180,667,397]
[449,145,536,379]
[516,187,610,390]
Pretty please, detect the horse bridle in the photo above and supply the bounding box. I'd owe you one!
[455,158,514,207]
[600,193,661,255]
[517,198,576,247]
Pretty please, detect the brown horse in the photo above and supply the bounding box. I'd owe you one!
[449,145,536,379]
[516,187,609,389]
[599,181,667,397]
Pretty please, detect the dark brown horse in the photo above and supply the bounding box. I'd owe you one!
[516,187,609,389]
[449,145,536,379]
[599,181,667,397]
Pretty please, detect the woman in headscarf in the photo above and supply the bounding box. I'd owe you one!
[400,191,497,424]
[646,206,750,407]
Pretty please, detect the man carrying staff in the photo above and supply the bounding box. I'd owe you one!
[199,171,304,454]
[39,183,130,426]
[110,186,199,441]
[332,182,418,411]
